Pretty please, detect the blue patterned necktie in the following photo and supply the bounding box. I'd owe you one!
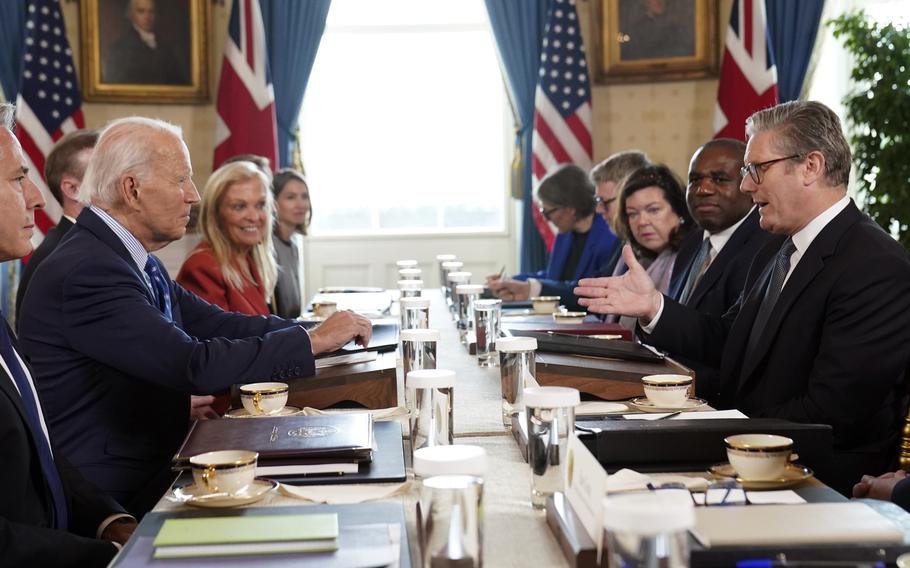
[678,237,712,305]
[0,317,68,530]
[746,238,797,356]
[144,256,173,321]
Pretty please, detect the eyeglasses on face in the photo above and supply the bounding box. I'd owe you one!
[539,205,563,220]
[595,195,616,210]
[741,154,802,185]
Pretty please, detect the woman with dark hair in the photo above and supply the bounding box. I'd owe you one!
[613,164,693,294]
[271,168,311,319]
[487,164,617,309]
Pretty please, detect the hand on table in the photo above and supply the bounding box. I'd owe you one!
[852,469,907,500]
[309,310,373,354]
[575,245,662,324]
[487,279,531,301]
[189,395,219,421]
[101,518,137,545]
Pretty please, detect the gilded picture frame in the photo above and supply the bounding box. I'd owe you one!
[80,0,208,103]
[591,0,719,84]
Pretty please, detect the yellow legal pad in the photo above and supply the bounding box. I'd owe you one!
[152,513,339,559]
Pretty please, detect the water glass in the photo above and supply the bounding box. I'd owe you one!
[399,296,430,330]
[601,491,694,568]
[436,254,457,289]
[446,272,472,317]
[455,284,484,346]
[524,386,580,509]
[397,279,423,299]
[473,299,501,367]
[440,260,463,305]
[407,369,455,457]
[496,337,537,429]
[401,328,439,381]
[414,445,487,568]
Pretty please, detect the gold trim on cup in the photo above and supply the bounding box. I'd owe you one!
[642,375,693,388]
[724,434,793,452]
[189,452,258,470]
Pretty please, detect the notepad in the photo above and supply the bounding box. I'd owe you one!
[153,513,339,559]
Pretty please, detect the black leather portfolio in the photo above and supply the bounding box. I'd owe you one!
[574,418,833,473]
[508,330,664,363]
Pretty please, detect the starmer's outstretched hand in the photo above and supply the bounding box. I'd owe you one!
[575,245,663,322]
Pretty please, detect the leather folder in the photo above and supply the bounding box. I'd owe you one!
[508,330,663,363]
[502,318,633,341]
[574,418,833,473]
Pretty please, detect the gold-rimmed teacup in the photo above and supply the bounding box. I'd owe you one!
[531,296,561,314]
[189,450,258,495]
[724,434,794,481]
[641,374,692,408]
[240,382,289,416]
[553,311,586,324]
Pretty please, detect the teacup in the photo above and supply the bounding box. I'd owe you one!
[190,450,258,495]
[240,382,289,416]
[312,301,337,319]
[553,311,586,324]
[725,434,794,481]
[531,296,561,314]
[641,374,693,408]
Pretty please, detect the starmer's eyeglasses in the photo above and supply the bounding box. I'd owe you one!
[646,479,751,506]
[741,154,802,185]
[539,206,563,221]
[595,195,616,210]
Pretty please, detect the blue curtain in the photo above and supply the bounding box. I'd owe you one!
[0,0,25,101]
[485,0,550,273]
[765,0,825,102]
[259,0,331,168]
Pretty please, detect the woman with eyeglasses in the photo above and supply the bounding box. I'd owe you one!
[487,164,618,310]
[271,168,312,319]
[611,164,693,328]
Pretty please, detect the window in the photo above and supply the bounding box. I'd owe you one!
[298,0,509,236]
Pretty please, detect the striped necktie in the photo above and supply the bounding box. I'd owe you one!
[144,256,173,321]
[678,237,712,305]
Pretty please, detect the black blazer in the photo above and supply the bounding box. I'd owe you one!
[0,322,120,567]
[15,216,74,327]
[18,208,315,514]
[647,201,910,494]
[666,208,772,400]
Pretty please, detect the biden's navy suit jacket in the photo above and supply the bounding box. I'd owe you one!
[18,208,315,513]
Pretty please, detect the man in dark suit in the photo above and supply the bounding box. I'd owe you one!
[0,103,135,566]
[15,129,97,325]
[590,150,651,277]
[18,116,372,516]
[576,101,910,495]
[667,139,771,401]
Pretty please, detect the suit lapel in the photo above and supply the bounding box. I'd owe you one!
[689,209,761,308]
[736,202,863,392]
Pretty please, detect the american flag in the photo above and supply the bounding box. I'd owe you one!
[714,0,778,140]
[531,0,593,252]
[213,0,278,170]
[15,0,84,246]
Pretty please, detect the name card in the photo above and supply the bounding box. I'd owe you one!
[565,433,609,560]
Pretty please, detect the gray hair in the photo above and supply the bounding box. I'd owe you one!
[0,103,14,131]
[79,116,184,207]
[746,101,851,187]
[537,163,596,218]
[591,150,651,184]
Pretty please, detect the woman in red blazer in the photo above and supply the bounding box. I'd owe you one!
[177,160,278,413]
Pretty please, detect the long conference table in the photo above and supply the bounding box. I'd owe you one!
[150,291,571,566]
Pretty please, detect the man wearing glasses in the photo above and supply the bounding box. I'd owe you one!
[576,100,910,495]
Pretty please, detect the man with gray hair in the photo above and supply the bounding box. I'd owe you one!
[590,150,650,277]
[0,103,134,566]
[18,116,372,516]
[576,100,910,495]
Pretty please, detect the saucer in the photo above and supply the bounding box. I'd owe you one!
[709,462,814,490]
[224,405,303,419]
[628,397,707,413]
[170,478,278,508]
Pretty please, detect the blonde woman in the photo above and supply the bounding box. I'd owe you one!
[177,161,277,315]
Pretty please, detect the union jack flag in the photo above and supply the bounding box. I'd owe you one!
[714,0,778,140]
[531,0,593,252]
[213,0,278,170]
[15,0,84,246]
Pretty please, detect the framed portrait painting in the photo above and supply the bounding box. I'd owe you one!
[591,0,719,84]
[80,0,208,103]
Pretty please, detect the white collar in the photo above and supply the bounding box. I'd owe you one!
[706,206,755,254]
[791,195,850,255]
[133,24,157,49]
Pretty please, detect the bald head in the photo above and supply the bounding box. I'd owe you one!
[686,138,752,234]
